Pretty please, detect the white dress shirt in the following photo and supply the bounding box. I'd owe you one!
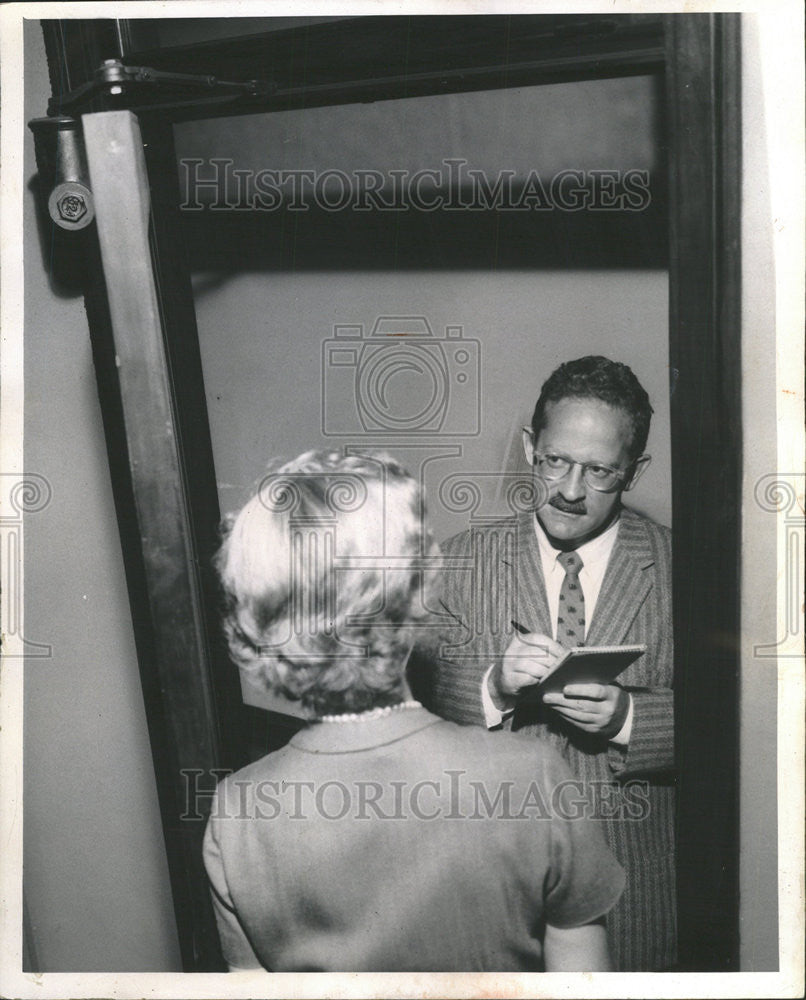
[481,513,634,744]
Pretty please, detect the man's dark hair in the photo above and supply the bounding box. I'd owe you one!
[530,356,654,460]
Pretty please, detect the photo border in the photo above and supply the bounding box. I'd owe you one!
[1,1,803,997]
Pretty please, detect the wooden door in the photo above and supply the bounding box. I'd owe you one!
[37,13,741,971]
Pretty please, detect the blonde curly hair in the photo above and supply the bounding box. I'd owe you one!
[216,450,441,718]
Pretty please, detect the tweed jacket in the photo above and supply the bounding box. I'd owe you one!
[425,507,676,971]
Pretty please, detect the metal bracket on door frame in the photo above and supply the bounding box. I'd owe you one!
[47,58,276,117]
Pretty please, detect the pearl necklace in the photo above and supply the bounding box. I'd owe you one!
[318,700,422,724]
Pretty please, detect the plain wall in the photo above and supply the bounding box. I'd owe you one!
[195,269,670,544]
[22,22,182,971]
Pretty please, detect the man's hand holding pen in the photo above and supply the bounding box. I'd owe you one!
[487,622,566,712]
[489,621,631,738]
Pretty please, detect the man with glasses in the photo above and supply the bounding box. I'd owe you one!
[422,356,674,971]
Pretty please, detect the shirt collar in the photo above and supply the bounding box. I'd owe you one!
[534,510,621,573]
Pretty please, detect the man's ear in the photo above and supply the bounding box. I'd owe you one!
[623,454,651,491]
[521,426,536,466]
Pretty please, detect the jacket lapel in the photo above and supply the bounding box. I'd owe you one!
[509,513,552,637]
[498,509,654,645]
[585,509,655,646]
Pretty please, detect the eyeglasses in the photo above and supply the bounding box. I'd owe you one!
[531,451,634,493]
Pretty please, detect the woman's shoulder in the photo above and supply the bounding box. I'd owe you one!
[215,746,294,795]
[427,715,573,783]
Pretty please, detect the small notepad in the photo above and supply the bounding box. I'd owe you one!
[522,644,646,699]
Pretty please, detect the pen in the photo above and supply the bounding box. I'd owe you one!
[510,619,529,634]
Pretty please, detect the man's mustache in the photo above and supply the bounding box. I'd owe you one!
[549,495,588,515]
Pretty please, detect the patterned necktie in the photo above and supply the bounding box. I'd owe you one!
[557,550,585,648]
